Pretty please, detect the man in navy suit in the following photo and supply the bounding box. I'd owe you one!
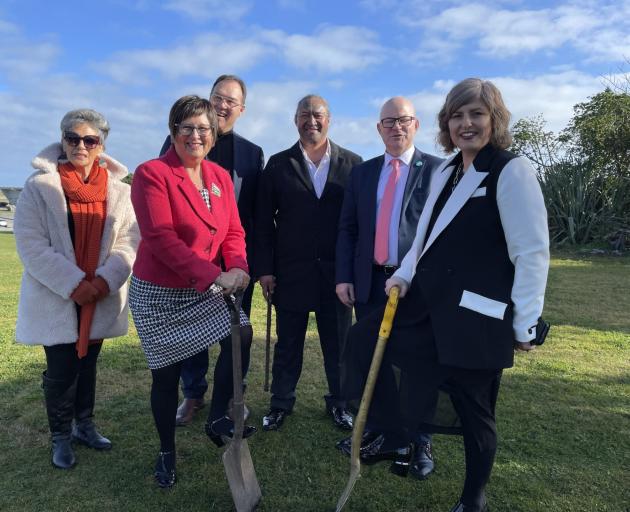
[335,96,443,479]
[159,75,264,426]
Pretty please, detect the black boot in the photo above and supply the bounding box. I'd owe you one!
[42,371,77,469]
[72,362,112,450]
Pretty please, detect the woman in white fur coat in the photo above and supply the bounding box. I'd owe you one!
[14,109,139,470]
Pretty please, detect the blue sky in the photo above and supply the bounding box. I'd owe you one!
[1,0,628,186]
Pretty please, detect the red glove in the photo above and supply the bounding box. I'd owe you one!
[70,280,99,306]
[91,276,110,301]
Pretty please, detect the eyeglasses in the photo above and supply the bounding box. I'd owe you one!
[63,132,101,149]
[176,124,212,137]
[380,116,415,128]
[210,93,241,109]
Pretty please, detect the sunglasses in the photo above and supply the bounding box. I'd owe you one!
[64,132,101,149]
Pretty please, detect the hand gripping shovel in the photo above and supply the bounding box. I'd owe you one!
[223,293,262,511]
[335,286,400,512]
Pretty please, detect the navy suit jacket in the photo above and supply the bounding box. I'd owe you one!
[159,133,264,267]
[336,148,444,304]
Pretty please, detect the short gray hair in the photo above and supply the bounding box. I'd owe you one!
[60,109,110,142]
[295,94,330,118]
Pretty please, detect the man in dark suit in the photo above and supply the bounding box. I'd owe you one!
[159,75,264,426]
[335,96,443,479]
[255,94,363,431]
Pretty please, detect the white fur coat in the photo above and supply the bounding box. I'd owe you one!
[14,143,140,346]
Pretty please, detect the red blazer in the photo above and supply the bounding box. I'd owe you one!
[131,146,248,292]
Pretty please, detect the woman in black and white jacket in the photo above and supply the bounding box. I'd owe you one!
[342,78,549,512]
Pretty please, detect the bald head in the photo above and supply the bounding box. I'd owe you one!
[377,96,419,156]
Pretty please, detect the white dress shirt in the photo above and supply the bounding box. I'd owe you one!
[300,140,331,199]
[375,145,414,265]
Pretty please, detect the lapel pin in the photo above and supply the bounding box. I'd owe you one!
[211,183,221,197]
[415,161,423,167]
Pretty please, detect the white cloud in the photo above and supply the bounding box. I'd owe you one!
[0,19,60,77]
[405,71,605,156]
[0,18,18,34]
[96,34,270,85]
[163,0,252,21]
[96,25,387,85]
[262,25,386,73]
[390,1,630,63]
[236,80,315,158]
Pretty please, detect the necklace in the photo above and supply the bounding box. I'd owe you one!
[451,162,464,192]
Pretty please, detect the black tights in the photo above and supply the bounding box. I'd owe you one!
[150,326,253,453]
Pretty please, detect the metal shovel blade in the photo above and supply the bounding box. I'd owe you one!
[223,294,262,511]
[335,286,400,512]
[223,439,261,512]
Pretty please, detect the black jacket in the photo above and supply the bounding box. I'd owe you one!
[255,140,362,311]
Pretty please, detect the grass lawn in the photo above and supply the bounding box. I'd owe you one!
[0,232,628,511]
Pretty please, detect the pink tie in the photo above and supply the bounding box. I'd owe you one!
[374,158,401,265]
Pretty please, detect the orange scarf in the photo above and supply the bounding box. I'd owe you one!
[59,160,108,358]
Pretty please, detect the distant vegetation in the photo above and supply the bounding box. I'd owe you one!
[511,72,630,249]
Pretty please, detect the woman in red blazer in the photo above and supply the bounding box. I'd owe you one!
[129,95,255,489]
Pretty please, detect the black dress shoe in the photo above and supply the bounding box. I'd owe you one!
[330,406,353,430]
[154,451,176,489]
[449,500,489,512]
[262,408,289,431]
[204,416,257,447]
[358,434,412,467]
[336,430,379,456]
[409,442,434,480]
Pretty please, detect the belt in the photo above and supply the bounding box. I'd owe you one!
[373,264,399,277]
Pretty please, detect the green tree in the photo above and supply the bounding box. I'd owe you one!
[563,89,630,178]
[511,89,630,247]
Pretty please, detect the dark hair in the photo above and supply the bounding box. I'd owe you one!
[168,95,218,142]
[437,78,512,153]
[211,75,247,104]
[294,94,330,118]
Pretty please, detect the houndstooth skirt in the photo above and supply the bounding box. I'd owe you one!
[129,276,250,369]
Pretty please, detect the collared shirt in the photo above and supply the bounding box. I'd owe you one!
[299,140,331,199]
[375,145,414,265]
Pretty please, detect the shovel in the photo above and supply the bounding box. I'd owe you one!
[264,295,272,392]
[223,293,262,512]
[335,286,400,512]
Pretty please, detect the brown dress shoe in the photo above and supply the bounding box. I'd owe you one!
[175,398,205,426]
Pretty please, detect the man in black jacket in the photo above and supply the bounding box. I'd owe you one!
[255,94,362,431]
[160,75,264,426]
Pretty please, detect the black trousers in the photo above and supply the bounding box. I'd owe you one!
[347,301,500,509]
[44,342,102,382]
[270,299,352,412]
